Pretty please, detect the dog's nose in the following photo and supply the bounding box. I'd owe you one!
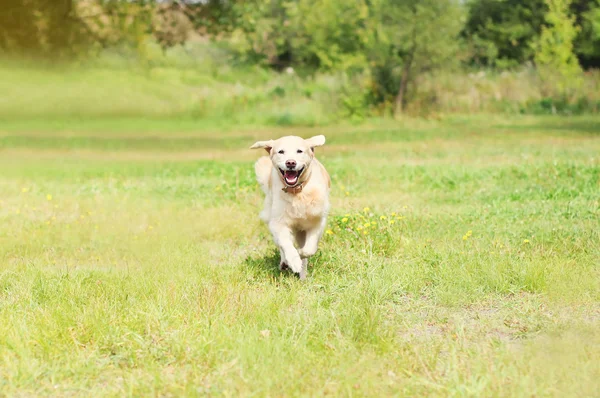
[285,160,296,169]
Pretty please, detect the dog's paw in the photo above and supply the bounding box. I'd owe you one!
[279,261,289,271]
[287,255,303,274]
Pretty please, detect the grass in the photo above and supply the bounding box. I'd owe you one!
[0,114,599,396]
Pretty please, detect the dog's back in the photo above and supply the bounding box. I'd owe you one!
[254,156,272,195]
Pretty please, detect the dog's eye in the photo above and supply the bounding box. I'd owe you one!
[297,149,303,154]
[278,150,285,154]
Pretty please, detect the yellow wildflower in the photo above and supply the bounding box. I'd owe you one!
[391,212,397,216]
[389,220,395,225]
[21,187,29,193]
[46,194,52,201]
[342,217,348,223]
[364,222,371,228]
[326,229,333,235]
[523,239,530,244]
[363,207,370,213]
[357,226,363,231]
[345,191,350,196]
[15,209,20,214]
[380,215,387,220]
[363,230,368,235]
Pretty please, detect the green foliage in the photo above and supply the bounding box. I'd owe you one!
[576,0,600,65]
[463,0,547,68]
[534,0,584,96]
[227,0,369,70]
[364,0,465,113]
[0,0,83,58]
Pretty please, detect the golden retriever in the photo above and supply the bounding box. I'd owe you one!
[250,135,330,279]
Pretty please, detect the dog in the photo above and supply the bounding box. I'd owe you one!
[250,135,330,279]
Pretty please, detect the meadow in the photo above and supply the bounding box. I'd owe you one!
[0,113,599,396]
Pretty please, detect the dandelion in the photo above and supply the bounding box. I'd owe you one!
[345,213,350,217]
[342,217,348,223]
[46,221,50,225]
[326,229,333,235]
[363,207,370,213]
[345,191,350,196]
[46,194,52,201]
[364,222,371,228]
[363,230,368,235]
[357,226,363,231]
[523,239,530,244]
[391,212,397,216]
[403,206,408,210]
[389,220,395,225]
[215,186,221,191]
[149,225,154,230]
[371,221,376,225]
[21,187,29,193]
[15,209,20,214]
[380,215,387,220]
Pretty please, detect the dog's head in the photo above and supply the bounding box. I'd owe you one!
[250,135,326,187]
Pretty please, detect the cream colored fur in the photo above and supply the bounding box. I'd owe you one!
[250,135,331,279]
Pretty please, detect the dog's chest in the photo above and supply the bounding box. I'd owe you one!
[278,186,328,227]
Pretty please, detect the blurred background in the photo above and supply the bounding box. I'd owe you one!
[1,0,599,126]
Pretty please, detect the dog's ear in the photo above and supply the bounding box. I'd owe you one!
[305,135,326,152]
[250,140,274,154]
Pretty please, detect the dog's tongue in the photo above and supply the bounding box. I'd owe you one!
[284,170,298,185]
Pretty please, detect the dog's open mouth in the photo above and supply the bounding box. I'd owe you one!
[280,167,304,186]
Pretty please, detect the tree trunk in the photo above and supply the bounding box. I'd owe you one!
[394,58,412,115]
[395,25,417,116]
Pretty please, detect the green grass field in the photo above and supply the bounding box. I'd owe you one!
[0,115,598,396]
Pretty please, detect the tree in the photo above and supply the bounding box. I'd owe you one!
[534,0,583,97]
[463,0,547,68]
[575,0,600,67]
[366,0,465,114]
[153,2,194,54]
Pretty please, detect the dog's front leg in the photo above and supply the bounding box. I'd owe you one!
[298,219,327,259]
[269,222,303,276]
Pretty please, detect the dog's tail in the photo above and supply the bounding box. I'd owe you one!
[254,156,271,195]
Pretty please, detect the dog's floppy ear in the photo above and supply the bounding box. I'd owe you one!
[250,140,275,154]
[305,135,326,152]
